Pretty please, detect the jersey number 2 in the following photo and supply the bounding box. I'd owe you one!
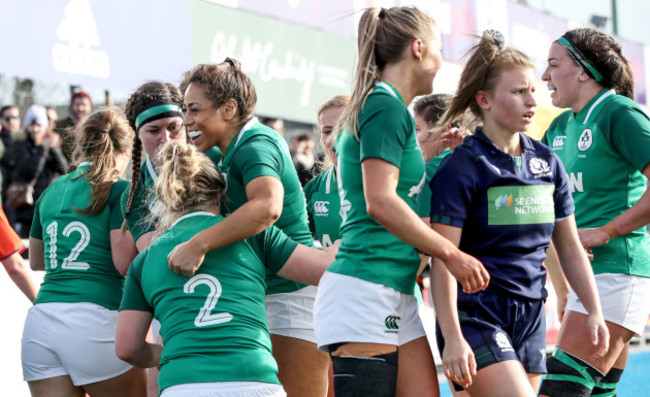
[184,274,234,327]
[45,221,91,270]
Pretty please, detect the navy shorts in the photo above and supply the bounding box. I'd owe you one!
[436,291,547,391]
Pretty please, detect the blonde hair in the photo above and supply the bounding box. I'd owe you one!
[317,94,351,121]
[315,94,351,170]
[153,141,226,231]
[338,6,435,139]
[72,107,133,215]
[439,31,535,127]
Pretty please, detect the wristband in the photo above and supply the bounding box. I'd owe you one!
[601,221,619,239]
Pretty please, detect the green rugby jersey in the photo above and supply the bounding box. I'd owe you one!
[218,118,313,294]
[329,82,426,294]
[543,88,650,277]
[120,211,297,392]
[303,167,341,248]
[30,163,129,309]
[122,147,222,244]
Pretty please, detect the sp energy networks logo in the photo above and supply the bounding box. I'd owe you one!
[488,185,555,225]
[494,194,513,210]
[384,315,400,334]
[52,0,110,79]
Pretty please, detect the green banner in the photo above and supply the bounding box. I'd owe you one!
[189,1,356,124]
[487,185,555,225]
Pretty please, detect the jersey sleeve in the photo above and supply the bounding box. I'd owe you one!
[429,148,476,228]
[120,251,153,312]
[359,95,412,167]
[551,153,575,219]
[607,103,650,172]
[249,225,299,273]
[233,137,284,186]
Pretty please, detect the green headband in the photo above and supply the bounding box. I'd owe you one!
[557,36,604,83]
[135,104,183,131]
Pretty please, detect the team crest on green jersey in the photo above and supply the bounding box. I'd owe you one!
[578,129,593,151]
[488,185,555,225]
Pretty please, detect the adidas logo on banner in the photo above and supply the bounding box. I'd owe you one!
[52,0,110,79]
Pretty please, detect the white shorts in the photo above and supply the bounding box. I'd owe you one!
[265,285,317,343]
[566,273,650,336]
[22,302,133,385]
[161,381,285,397]
[314,272,426,351]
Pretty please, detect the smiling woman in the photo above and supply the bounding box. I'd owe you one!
[168,58,332,397]
[539,28,650,397]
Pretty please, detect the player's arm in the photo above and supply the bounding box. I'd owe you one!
[167,175,284,277]
[277,242,339,286]
[430,222,476,388]
[579,164,650,247]
[544,242,570,322]
[362,158,488,292]
[1,253,38,302]
[115,310,161,368]
[552,215,609,359]
[111,229,138,276]
[28,237,45,271]
[135,232,155,252]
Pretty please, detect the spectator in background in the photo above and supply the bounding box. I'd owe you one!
[44,107,62,151]
[260,116,285,137]
[291,132,317,186]
[1,105,21,202]
[9,104,68,237]
[57,90,93,162]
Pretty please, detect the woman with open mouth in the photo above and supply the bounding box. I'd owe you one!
[539,28,650,397]
[168,59,332,397]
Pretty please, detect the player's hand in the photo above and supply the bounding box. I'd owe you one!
[587,313,609,360]
[578,227,611,248]
[445,250,489,293]
[442,334,477,389]
[418,128,449,162]
[167,239,205,277]
[442,127,465,151]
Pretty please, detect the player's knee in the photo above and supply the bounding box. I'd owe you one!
[539,348,604,397]
[590,367,623,397]
[330,349,398,397]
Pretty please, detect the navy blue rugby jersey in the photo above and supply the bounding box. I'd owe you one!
[430,129,574,300]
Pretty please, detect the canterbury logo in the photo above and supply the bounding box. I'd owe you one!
[314,201,329,214]
[552,136,567,148]
[384,315,400,330]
